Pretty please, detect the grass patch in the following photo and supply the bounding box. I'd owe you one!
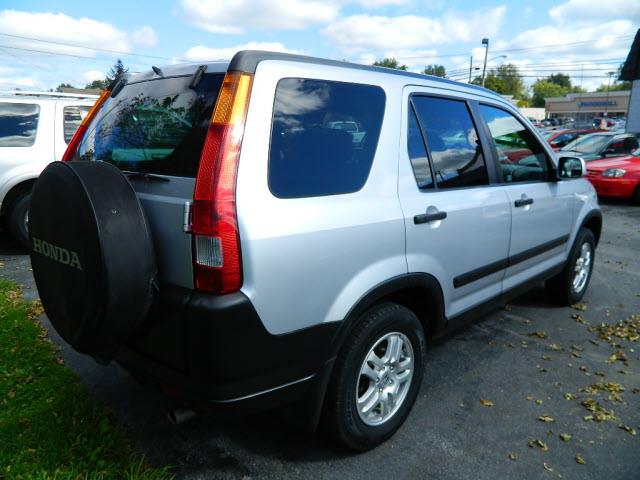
[0,279,172,479]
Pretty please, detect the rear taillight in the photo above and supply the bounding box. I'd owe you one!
[193,71,253,294]
[62,88,111,161]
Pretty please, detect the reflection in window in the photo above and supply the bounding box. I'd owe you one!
[407,106,433,189]
[411,96,488,189]
[480,105,549,183]
[269,78,385,198]
[78,73,224,177]
[63,105,91,143]
[0,102,40,147]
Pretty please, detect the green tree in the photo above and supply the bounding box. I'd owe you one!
[472,64,524,98]
[84,79,109,90]
[107,59,128,82]
[546,73,571,89]
[423,64,446,77]
[55,83,74,92]
[531,80,567,107]
[373,58,407,70]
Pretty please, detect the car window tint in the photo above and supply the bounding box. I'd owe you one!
[0,102,40,147]
[269,78,385,198]
[480,104,549,183]
[63,105,91,143]
[407,106,433,189]
[411,96,488,189]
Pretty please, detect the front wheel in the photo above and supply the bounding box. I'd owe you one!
[632,185,640,206]
[8,192,31,249]
[546,228,595,305]
[322,303,426,451]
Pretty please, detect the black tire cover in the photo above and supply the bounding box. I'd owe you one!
[29,161,158,359]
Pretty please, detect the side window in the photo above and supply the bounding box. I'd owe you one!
[407,106,433,189]
[269,78,385,198]
[480,104,549,183]
[63,105,91,143]
[411,96,488,189]
[0,102,40,147]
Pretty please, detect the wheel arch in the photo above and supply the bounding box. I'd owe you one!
[1,178,37,217]
[579,209,602,246]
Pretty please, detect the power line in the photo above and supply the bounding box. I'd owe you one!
[0,32,179,62]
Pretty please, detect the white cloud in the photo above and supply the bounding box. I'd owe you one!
[322,6,506,51]
[82,70,105,83]
[0,10,131,57]
[130,26,158,48]
[549,0,640,25]
[353,0,409,7]
[0,76,37,89]
[179,0,340,34]
[183,42,300,62]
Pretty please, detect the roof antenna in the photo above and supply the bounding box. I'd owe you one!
[152,66,164,77]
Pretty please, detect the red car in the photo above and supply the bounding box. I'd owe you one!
[586,152,640,204]
[543,129,603,151]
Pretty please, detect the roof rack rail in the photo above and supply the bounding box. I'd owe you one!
[0,90,100,100]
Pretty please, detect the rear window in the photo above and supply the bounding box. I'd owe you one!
[0,102,40,147]
[77,72,224,177]
[268,78,385,198]
[63,105,91,143]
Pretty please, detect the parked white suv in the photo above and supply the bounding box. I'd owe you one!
[28,52,602,451]
[0,91,97,247]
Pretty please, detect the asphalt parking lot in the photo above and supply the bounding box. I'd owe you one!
[1,200,638,480]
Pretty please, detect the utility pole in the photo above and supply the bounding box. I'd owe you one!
[481,38,489,87]
[605,71,615,117]
[469,56,473,83]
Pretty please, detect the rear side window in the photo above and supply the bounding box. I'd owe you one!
[78,73,224,177]
[479,105,549,183]
[0,102,40,147]
[411,96,488,189]
[269,78,385,198]
[63,105,91,143]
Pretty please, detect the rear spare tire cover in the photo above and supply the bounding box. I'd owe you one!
[29,161,158,359]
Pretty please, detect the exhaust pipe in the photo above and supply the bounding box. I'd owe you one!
[167,407,196,425]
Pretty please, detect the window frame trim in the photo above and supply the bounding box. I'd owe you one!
[407,92,499,191]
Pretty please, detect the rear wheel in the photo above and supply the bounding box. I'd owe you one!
[8,191,30,249]
[322,303,426,451]
[546,228,595,305]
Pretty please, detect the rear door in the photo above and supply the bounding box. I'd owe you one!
[477,103,573,290]
[398,88,512,318]
[76,67,226,289]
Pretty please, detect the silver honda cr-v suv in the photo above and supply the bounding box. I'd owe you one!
[28,50,601,451]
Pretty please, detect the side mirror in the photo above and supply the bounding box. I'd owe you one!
[558,156,586,179]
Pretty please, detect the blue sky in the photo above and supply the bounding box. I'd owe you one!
[0,0,638,92]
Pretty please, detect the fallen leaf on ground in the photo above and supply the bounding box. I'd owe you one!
[549,343,563,351]
[508,452,517,461]
[543,462,553,472]
[564,393,577,400]
[539,414,554,423]
[571,302,588,311]
[480,399,494,407]
[528,439,548,451]
[529,331,548,339]
[559,433,572,441]
[572,314,587,324]
[576,453,586,465]
[619,425,637,436]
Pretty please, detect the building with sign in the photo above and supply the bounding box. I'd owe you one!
[545,90,630,123]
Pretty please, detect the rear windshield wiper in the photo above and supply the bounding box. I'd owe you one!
[121,170,170,182]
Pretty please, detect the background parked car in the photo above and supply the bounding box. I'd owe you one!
[559,132,640,162]
[0,91,97,247]
[586,149,640,204]
[542,129,604,150]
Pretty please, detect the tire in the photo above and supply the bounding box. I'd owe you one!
[632,185,640,206]
[29,161,158,360]
[546,228,595,305]
[7,191,30,249]
[322,303,426,451]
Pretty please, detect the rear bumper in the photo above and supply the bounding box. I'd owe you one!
[588,176,638,199]
[115,287,339,415]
